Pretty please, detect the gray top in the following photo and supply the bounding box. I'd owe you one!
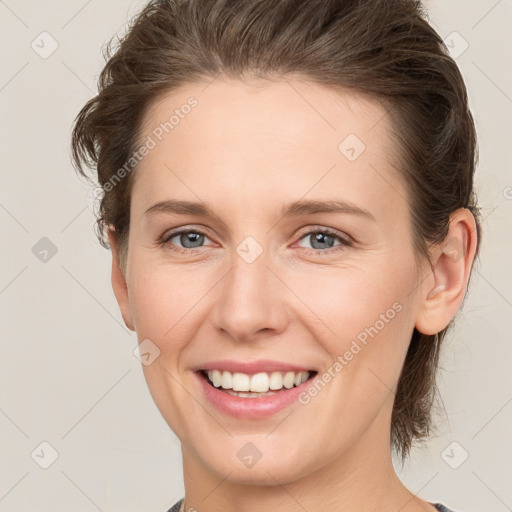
[166,498,456,511]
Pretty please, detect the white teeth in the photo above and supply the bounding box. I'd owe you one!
[269,371,283,390]
[209,370,222,388]
[205,369,311,392]
[233,372,250,391]
[283,371,295,389]
[220,371,233,389]
[250,372,269,392]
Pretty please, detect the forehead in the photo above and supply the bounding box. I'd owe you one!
[132,77,406,217]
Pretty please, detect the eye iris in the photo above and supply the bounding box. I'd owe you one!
[311,232,335,250]
[181,232,204,248]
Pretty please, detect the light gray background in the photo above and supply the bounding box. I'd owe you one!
[0,1,511,511]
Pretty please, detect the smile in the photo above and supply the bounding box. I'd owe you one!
[195,367,318,418]
[203,369,313,396]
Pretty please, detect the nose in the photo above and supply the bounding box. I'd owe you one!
[211,246,290,342]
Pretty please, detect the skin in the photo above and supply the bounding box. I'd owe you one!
[107,77,477,512]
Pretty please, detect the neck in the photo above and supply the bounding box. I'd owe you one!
[179,407,433,512]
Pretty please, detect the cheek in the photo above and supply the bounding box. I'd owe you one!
[289,261,412,336]
[285,260,417,386]
[290,266,416,429]
[127,261,216,345]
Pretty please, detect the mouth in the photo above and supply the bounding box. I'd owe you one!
[198,369,318,398]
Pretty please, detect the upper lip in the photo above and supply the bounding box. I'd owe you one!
[193,359,316,375]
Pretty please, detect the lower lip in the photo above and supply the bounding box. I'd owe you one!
[195,371,316,419]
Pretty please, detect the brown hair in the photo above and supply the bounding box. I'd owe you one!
[71,0,481,461]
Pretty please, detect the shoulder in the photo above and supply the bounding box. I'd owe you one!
[434,504,458,512]
[164,500,458,512]
[165,497,184,512]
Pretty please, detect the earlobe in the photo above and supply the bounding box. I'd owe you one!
[107,226,135,332]
[415,208,478,336]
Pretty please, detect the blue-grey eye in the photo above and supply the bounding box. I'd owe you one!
[298,231,342,250]
[168,231,206,249]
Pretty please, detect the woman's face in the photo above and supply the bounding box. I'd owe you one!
[115,77,430,484]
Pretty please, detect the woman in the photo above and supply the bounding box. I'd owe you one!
[71,0,481,510]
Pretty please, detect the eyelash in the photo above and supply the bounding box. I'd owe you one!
[158,226,353,255]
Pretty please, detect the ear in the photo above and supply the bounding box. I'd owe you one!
[415,208,479,335]
[107,226,135,332]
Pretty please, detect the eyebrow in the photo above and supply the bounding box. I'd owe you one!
[145,200,224,222]
[144,198,375,222]
[280,199,375,220]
